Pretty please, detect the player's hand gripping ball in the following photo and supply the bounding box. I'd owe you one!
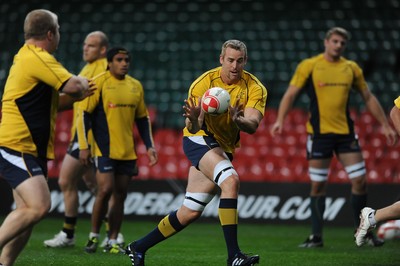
[201,87,230,115]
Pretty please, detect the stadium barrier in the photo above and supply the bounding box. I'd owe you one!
[1,178,399,226]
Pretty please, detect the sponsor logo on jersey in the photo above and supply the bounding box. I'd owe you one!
[108,102,136,109]
[318,81,348,88]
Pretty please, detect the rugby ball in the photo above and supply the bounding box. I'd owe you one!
[201,87,230,115]
[377,220,400,240]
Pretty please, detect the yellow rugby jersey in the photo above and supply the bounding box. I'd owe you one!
[394,96,400,109]
[0,44,72,159]
[69,58,107,142]
[290,54,367,135]
[183,66,267,153]
[77,71,149,160]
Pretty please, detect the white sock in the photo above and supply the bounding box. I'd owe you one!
[89,232,100,239]
[368,211,377,226]
[108,239,118,245]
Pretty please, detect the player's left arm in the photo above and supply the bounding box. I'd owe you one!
[135,83,158,166]
[136,115,158,166]
[360,88,398,145]
[230,80,267,134]
[390,103,400,136]
[229,97,263,134]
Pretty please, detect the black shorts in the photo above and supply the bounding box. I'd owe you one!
[95,156,138,176]
[66,140,80,159]
[183,136,232,168]
[0,146,47,188]
[67,134,92,160]
[306,133,362,160]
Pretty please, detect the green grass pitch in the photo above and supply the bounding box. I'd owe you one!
[5,217,400,265]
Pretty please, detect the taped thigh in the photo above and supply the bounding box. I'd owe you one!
[345,161,366,179]
[309,167,329,182]
[213,160,238,186]
[183,192,214,211]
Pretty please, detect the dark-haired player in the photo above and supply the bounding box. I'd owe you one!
[77,47,157,254]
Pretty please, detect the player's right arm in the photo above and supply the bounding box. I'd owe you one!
[58,76,96,111]
[270,58,311,137]
[390,97,400,136]
[270,84,302,136]
[183,96,203,134]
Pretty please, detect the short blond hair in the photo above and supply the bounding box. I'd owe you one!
[220,39,247,59]
[325,27,350,41]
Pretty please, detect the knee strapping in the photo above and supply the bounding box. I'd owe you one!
[183,192,214,211]
[213,160,238,186]
[309,167,329,182]
[345,161,366,179]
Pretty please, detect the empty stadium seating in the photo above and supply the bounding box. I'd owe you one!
[48,108,400,184]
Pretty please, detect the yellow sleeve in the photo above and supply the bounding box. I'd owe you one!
[135,83,149,118]
[246,75,267,116]
[31,49,73,92]
[350,61,368,91]
[76,106,89,150]
[76,75,102,150]
[289,58,313,89]
[394,96,400,109]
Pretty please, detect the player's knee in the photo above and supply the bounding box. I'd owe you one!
[219,175,240,191]
[310,180,327,195]
[38,204,51,219]
[113,190,128,203]
[58,177,70,190]
[185,209,202,223]
[96,185,113,198]
[28,202,50,222]
[176,204,203,225]
[351,176,367,192]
